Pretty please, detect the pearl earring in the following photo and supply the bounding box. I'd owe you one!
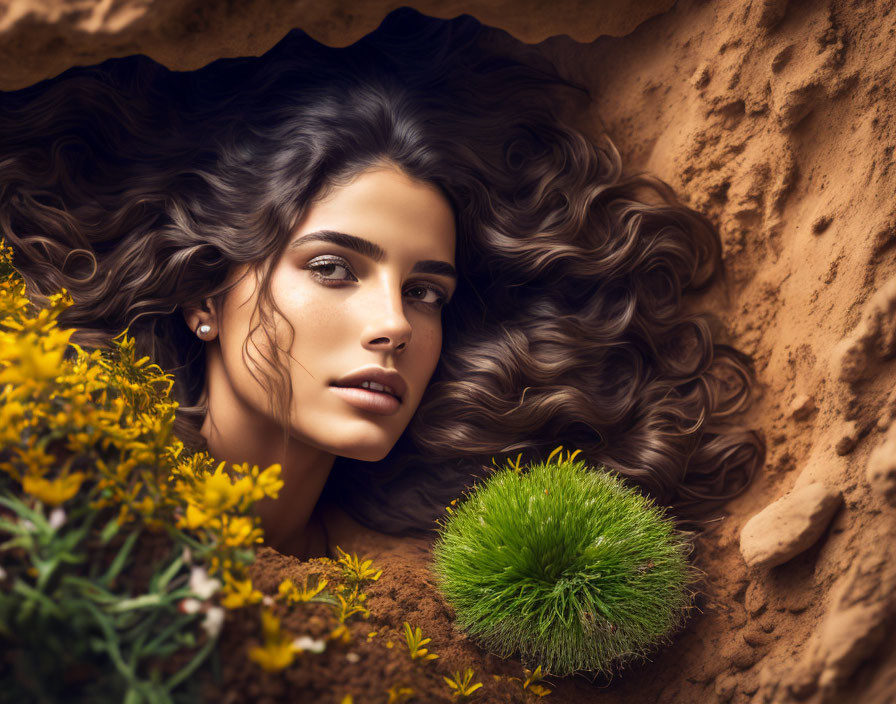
[196,323,212,339]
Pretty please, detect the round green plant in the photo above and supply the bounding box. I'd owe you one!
[431,448,696,677]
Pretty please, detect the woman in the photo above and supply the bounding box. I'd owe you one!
[0,10,763,559]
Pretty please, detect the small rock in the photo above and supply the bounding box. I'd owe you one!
[730,641,763,670]
[757,664,781,703]
[834,277,896,383]
[771,44,794,73]
[740,671,760,695]
[692,63,711,89]
[775,80,823,129]
[790,394,816,421]
[866,424,896,505]
[812,215,833,235]
[816,601,890,695]
[787,551,896,699]
[834,336,867,384]
[788,669,819,700]
[745,582,768,617]
[743,625,771,647]
[740,482,843,569]
[834,421,858,455]
[756,0,789,29]
[876,387,896,432]
[786,591,812,614]
[715,673,737,702]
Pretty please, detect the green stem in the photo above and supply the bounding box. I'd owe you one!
[164,635,217,693]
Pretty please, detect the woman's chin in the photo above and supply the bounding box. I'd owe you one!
[343,446,392,463]
[326,438,395,463]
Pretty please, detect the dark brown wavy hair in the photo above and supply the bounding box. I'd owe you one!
[0,9,763,535]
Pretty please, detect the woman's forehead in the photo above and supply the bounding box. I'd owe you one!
[297,167,456,260]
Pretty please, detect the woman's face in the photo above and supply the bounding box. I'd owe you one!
[211,164,457,462]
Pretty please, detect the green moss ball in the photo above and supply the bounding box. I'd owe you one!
[431,454,695,677]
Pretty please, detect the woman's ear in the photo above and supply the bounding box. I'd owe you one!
[182,297,218,341]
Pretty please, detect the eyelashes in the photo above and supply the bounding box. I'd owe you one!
[305,256,449,309]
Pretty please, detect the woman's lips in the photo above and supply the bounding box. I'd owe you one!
[329,385,402,416]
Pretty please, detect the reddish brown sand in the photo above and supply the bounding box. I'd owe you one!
[208,1,896,702]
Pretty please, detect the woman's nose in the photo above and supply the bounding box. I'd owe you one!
[361,280,412,353]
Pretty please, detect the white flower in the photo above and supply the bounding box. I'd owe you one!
[182,546,193,565]
[202,606,226,639]
[344,651,360,663]
[179,598,202,614]
[262,595,275,607]
[48,507,66,530]
[21,519,35,532]
[292,635,326,654]
[189,566,221,600]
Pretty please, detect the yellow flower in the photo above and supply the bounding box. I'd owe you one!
[329,624,352,645]
[386,685,414,704]
[179,502,212,531]
[444,668,484,698]
[0,330,72,385]
[221,577,263,609]
[277,576,329,604]
[333,587,370,623]
[189,461,254,515]
[252,463,284,500]
[22,471,85,506]
[248,639,296,672]
[247,608,299,672]
[12,442,57,476]
[259,607,282,641]
[219,515,261,547]
[335,546,383,584]
[132,495,156,517]
[277,579,296,600]
[402,622,439,662]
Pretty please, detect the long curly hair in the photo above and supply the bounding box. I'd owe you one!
[0,9,763,535]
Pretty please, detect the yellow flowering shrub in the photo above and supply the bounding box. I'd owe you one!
[0,237,288,701]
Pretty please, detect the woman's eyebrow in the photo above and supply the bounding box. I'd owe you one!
[291,229,458,279]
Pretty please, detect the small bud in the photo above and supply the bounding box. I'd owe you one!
[202,606,226,639]
[293,635,326,654]
[48,507,66,530]
[179,598,202,614]
[189,566,221,600]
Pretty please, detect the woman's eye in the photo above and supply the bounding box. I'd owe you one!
[406,284,447,309]
[308,257,447,309]
[306,257,356,282]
